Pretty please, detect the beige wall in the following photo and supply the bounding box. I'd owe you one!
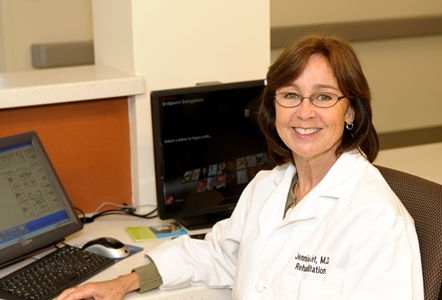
[0,0,92,72]
[271,0,442,27]
[353,36,442,133]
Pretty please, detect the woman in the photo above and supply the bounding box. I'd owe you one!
[58,34,423,299]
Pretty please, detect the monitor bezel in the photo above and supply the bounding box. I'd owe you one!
[150,79,268,225]
[0,131,83,268]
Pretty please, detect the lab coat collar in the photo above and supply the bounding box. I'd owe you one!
[257,151,369,240]
[317,151,369,201]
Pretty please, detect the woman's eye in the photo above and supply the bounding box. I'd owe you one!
[316,94,332,101]
[285,93,301,100]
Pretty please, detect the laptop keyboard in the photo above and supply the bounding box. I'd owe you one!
[0,245,115,300]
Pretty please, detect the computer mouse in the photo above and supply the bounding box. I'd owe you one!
[82,237,130,259]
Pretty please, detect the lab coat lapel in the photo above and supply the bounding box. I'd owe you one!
[317,151,368,200]
[280,152,368,225]
[283,189,319,223]
[258,164,296,242]
[256,152,368,243]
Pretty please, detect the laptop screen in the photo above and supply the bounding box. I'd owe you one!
[0,132,82,268]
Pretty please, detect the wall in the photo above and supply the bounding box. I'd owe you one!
[0,0,93,72]
[353,36,442,133]
[0,98,132,213]
[270,0,442,27]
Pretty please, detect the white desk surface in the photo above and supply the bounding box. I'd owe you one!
[0,215,232,300]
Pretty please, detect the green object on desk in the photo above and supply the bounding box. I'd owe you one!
[126,222,187,242]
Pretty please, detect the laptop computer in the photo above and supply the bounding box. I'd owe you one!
[0,131,83,268]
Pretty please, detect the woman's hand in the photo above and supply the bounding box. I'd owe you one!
[56,272,140,300]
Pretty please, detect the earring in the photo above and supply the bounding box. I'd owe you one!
[345,122,354,130]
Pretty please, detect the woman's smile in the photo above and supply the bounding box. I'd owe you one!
[293,127,321,135]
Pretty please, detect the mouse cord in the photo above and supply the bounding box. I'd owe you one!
[74,206,158,224]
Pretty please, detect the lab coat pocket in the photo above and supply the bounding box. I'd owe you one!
[276,274,333,299]
[276,273,300,298]
[298,280,334,299]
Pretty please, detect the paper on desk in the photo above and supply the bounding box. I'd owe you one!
[65,234,97,248]
[126,222,187,242]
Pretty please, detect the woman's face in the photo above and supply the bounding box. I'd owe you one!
[275,53,355,164]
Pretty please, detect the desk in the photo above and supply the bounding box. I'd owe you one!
[0,216,232,300]
[0,65,144,109]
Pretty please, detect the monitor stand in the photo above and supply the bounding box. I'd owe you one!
[177,212,232,230]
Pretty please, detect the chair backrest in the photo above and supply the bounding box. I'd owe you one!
[376,165,442,300]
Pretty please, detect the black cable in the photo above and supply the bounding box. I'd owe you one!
[74,206,158,224]
[75,207,88,224]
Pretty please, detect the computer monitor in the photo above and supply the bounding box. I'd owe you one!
[150,80,274,229]
[0,131,83,268]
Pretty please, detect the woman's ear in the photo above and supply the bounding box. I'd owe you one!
[345,105,355,125]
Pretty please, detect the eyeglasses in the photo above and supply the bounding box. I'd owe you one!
[274,92,346,108]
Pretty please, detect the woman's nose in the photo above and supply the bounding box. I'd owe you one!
[296,97,316,119]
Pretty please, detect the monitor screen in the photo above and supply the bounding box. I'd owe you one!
[0,131,83,268]
[151,80,274,229]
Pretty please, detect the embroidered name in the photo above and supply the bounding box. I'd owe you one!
[294,253,329,275]
[294,263,327,274]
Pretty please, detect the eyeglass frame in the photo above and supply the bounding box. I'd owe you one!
[274,91,347,108]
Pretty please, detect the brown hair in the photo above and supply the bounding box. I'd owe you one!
[258,33,379,165]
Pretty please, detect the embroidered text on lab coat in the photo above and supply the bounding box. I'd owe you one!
[294,252,329,275]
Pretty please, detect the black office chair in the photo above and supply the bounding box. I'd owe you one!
[376,165,442,300]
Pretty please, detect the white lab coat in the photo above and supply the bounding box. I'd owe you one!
[147,151,424,299]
